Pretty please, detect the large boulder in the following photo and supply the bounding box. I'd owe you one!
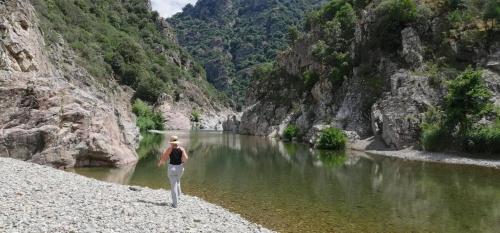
[371,70,441,149]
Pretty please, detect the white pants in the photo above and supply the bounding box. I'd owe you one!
[167,164,184,207]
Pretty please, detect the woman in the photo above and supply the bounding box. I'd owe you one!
[157,135,189,208]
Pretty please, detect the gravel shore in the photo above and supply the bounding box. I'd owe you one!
[351,137,500,169]
[0,158,272,233]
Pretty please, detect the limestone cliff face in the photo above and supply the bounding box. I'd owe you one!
[0,0,139,168]
[240,1,500,149]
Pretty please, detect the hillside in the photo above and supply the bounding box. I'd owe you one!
[239,0,500,154]
[0,0,233,168]
[169,0,328,105]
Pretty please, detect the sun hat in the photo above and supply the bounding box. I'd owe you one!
[169,135,180,144]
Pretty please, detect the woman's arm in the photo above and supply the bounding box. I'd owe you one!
[181,147,189,163]
[157,146,172,167]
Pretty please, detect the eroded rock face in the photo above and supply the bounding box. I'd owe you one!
[239,2,500,150]
[401,27,423,69]
[371,70,442,149]
[0,0,139,168]
[154,83,235,131]
[222,114,241,133]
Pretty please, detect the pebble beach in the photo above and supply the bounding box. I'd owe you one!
[0,158,272,233]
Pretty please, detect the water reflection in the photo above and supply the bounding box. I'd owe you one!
[72,131,500,233]
[137,133,164,160]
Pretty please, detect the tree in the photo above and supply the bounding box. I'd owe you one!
[444,68,493,134]
[287,26,300,43]
[483,0,500,30]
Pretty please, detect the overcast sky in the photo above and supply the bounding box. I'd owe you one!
[151,0,198,18]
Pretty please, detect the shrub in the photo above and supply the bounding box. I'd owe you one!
[463,120,500,154]
[190,109,201,122]
[373,0,417,49]
[287,26,299,43]
[421,121,450,151]
[421,68,497,154]
[132,99,164,132]
[317,127,347,150]
[302,70,320,89]
[444,68,492,135]
[283,124,299,141]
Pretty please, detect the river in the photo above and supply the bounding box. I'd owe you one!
[71,131,500,232]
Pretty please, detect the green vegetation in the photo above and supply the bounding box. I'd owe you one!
[132,99,164,132]
[190,109,201,123]
[169,0,328,102]
[373,0,417,48]
[444,69,493,134]
[317,127,347,150]
[31,0,223,104]
[444,0,499,47]
[136,133,164,160]
[421,68,499,154]
[307,0,356,85]
[318,150,347,168]
[283,124,299,141]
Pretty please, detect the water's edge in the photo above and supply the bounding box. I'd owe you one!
[0,157,273,232]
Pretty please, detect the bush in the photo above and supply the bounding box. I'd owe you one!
[302,70,320,89]
[421,121,450,151]
[421,68,497,154]
[317,127,347,150]
[283,124,299,141]
[463,120,500,154]
[444,68,492,135]
[190,109,201,122]
[132,99,164,132]
[373,0,417,49]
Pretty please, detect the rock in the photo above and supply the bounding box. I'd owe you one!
[154,88,234,131]
[401,27,423,69]
[0,0,139,168]
[222,114,241,132]
[0,157,273,232]
[371,70,441,149]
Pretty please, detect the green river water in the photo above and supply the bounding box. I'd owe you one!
[71,131,500,232]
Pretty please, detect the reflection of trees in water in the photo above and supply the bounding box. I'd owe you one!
[74,131,500,232]
[359,159,500,232]
[137,133,164,160]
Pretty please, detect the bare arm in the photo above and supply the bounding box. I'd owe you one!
[157,146,172,167]
[181,147,189,163]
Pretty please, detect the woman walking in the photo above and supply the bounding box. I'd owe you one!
[157,135,189,208]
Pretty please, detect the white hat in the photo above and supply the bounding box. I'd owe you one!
[169,135,180,144]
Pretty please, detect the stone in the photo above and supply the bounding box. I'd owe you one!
[401,27,423,69]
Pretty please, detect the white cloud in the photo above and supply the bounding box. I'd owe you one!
[150,0,198,18]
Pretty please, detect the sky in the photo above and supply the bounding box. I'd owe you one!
[150,0,198,18]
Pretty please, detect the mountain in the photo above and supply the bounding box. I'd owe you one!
[169,0,328,106]
[0,0,232,168]
[238,0,500,154]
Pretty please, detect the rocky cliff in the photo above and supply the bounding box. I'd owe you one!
[239,0,500,149]
[0,0,140,167]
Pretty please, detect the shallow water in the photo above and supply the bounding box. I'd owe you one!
[71,131,500,232]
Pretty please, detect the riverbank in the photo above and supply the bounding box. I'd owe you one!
[0,158,272,233]
[351,137,500,169]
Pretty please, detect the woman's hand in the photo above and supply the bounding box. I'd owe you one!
[157,161,164,167]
